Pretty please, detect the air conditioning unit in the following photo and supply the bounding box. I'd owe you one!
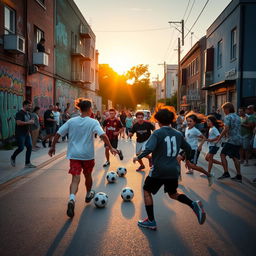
[33,52,49,66]
[4,34,25,54]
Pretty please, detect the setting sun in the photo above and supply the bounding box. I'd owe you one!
[109,58,133,75]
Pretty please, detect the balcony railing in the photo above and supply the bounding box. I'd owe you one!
[80,24,91,38]
[71,45,91,61]
[71,71,91,85]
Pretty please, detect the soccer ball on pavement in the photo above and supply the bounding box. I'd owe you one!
[106,171,118,183]
[121,187,134,201]
[117,167,127,177]
[94,192,108,208]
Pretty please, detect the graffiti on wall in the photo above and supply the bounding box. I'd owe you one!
[56,80,87,112]
[0,66,24,141]
[27,73,53,116]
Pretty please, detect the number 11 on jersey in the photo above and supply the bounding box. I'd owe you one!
[164,136,177,157]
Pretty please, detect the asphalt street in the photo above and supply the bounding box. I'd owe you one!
[0,138,256,256]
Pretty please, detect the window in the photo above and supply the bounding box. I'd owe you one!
[195,58,199,73]
[217,40,223,68]
[231,28,237,60]
[4,6,15,34]
[35,27,44,44]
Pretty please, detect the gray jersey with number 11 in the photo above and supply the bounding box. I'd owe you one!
[138,126,191,179]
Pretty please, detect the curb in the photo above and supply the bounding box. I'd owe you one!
[0,151,66,189]
[199,150,256,190]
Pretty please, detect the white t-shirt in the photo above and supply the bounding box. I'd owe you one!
[53,111,60,125]
[208,126,220,146]
[185,127,202,150]
[57,116,105,160]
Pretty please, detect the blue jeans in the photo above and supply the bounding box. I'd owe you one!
[11,133,32,164]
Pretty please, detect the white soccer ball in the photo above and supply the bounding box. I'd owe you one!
[94,192,108,208]
[117,167,127,177]
[106,171,118,183]
[121,187,134,201]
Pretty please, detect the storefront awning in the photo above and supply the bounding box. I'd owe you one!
[201,79,235,90]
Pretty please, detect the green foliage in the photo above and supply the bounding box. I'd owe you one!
[99,64,155,109]
[157,92,177,109]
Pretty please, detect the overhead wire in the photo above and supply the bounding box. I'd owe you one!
[182,0,191,20]
[185,0,196,23]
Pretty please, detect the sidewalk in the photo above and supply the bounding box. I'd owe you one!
[200,143,256,188]
[0,141,67,185]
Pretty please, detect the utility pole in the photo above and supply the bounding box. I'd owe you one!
[158,61,166,104]
[168,20,184,111]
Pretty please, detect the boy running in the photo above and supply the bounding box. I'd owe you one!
[102,108,124,167]
[49,99,118,218]
[133,109,206,230]
[129,111,155,171]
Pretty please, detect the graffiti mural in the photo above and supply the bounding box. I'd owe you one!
[27,73,54,116]
[56,80,87,111]
[0,64,24,141]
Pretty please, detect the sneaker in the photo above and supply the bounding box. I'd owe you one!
[103,161,110,167]
[200,173,207,177]
[138,218,157,230]
[85,190,95,203]
[25,163,37,168]
[207,174,214,187]
[243,162,249,167]
[42,140,46,148]
[192,200,206,225]
[67,200,75,218]
[186,169,194,174]
[231,174,242,183]
[118,150,124,160]
[217,172,230,180]
[136,165,145,172]
[10,157,15,167]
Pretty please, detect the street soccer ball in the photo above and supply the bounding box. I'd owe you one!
[121,187,134,201]
[117,167,127,177]
[106,171,118,183]
[94,192,108,208]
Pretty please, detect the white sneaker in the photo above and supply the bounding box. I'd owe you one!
[200,173,207,177]
[186,169,194,174]
[25,163,37,168]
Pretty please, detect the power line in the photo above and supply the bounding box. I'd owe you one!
[95,27,171,33]
[183,0,191,20]
[185,0,196,23]
[185,0,210,38]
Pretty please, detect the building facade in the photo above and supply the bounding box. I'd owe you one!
[0,0,100,143]
[166,64,178,98]
[55,0,101,112]
[203,0,256,113]
[180,36,206,112]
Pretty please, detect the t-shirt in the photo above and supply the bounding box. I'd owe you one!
[138,126,191,179]
[224,113,241,145]
[57,116,104,160]
[53,111,60,126]
[44,110,55,127]
[185,127,202,150]
[131,121,155,143]
[15,110,31,136]
[30,112,40,130]
[125,117,133,128]
[103,118,122,140]
[208,126,220,146]
[240,116,251,137]
[120,114,127,125]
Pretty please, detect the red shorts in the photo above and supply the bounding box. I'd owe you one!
[69,159,95,176]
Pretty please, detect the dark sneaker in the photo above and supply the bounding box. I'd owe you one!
[67,200,75,218]
[25,163,37,168]
[10,157,15,167]
[103,161,110,167]
[231,174,242,183]
[217,172,230,180]
[136,165,145,172]
[85,190,95,203]
[42,140,46,148]
[118,150,124,160]
[138,218,157,230]
[192,200,206,225]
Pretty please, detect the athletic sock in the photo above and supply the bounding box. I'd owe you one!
[177,194,193,209]
[145,205,155,221]
[69,194,76,202]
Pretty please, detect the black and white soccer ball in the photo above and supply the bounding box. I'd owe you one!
[121,187,134,201]
[94,192,108,208]
[106,171,118,183]
[117,167,127,177]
